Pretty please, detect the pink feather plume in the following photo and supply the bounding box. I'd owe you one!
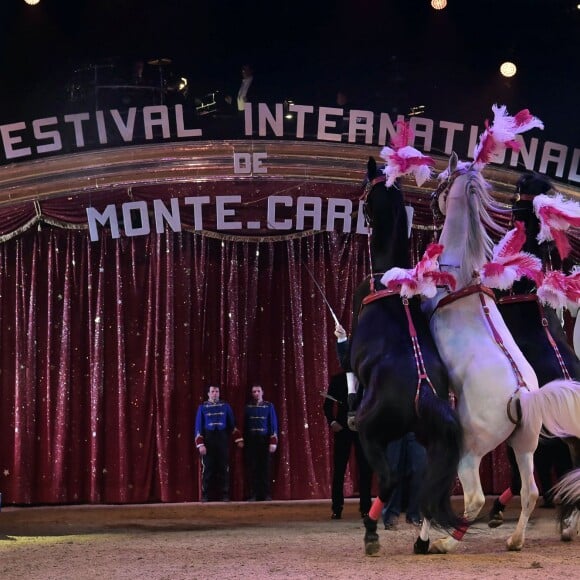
[380,243,456,298]
[492,221,526,259]
[537,270,580,311]
[380,121,435,187]
[533,193,580,260]
[480,224,543,289]
[472,104,543,170]
[390,120,413,150]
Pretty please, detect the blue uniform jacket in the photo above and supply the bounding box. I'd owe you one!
[244,401,278,446]
[195,400,242,448]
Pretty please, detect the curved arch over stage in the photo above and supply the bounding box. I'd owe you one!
[0,141,578,505]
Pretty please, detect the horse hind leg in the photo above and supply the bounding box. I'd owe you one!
[560,509,580,542]
[507,446,539,551]
[553,468,580,541]
[414,519,433,555]
[363,501,383,556]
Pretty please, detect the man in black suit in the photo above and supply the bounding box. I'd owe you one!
[323,371,372,519]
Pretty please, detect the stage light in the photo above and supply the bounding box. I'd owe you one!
[500,61,517,78]
[431,0,447,9]
[24,0,41,5]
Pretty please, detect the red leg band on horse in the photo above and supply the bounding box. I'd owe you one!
[499,488,513,505]
[369,498,384,521]
[451,518,470,541]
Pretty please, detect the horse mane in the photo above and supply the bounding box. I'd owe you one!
[458,170,505,287]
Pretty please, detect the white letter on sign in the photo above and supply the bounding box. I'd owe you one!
[233,152,268,174]
[234,153,252,173]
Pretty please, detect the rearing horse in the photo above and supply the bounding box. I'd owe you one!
[350,158,463,555]
[488,172,580,541]
[423,157,580,552]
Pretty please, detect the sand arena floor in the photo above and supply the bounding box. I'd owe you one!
[0,497,578,579]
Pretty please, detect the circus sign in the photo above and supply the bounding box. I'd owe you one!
[85,173,369,242]
[1,102,579,184]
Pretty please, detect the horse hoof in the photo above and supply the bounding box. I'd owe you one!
[506,537,523,551]
[488,514,504,528]
[413,537,430,555]
[429,537,457,554]
[365,540,381,556]
[561,530,573,542]
[488,499,504,528]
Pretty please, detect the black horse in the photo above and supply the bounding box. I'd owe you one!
[489,171,580,540]
[350,158,463,555]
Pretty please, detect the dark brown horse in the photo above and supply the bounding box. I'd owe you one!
[488,172,580,541]
[350,158,462,555]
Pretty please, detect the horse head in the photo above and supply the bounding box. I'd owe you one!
[433,156,504,289]
[362,157,410,271]
[513,172,556,263]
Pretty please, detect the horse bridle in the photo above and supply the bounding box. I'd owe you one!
[360,174,387,226]
[429,169,464,223]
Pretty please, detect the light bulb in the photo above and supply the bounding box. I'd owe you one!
[500,61,517,78]
[431,0,448,9]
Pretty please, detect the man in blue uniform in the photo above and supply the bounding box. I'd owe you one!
[195,384,243,502]
[244,384,278,501]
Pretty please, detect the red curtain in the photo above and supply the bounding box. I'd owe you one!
[0,226,511,505]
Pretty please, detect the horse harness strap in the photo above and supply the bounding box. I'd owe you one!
[361,287,399,306]
[477,289,529,427]
[436,283,495,310]
[437,284,530,426]
[402,297,439,414]
[362,288,438,416]
[498,293,572,381]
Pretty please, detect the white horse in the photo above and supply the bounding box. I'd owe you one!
[420,155,580,553]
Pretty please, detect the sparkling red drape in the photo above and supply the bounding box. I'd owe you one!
[0,227,511,505]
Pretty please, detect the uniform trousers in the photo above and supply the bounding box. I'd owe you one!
[245,434,271,500]
[201,430,230,499]
[332,428,372,514]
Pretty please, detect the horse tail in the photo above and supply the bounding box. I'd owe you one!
[551,468,580,539]
[519,379,580,439]
[417,384,463,529]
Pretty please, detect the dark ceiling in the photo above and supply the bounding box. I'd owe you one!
[1,0,579,146]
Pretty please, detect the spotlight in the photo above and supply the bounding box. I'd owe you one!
[431,0,447,9]
[24,0,41,5]
[500,61,517,78]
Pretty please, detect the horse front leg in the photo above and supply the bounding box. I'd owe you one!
[358,432,397,556]
[507,448,538,551]
[430,452,485,554]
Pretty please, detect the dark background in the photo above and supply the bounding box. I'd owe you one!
[1,0,579,145]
